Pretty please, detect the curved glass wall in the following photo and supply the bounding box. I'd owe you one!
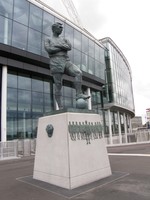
[0,0,105,80]
[102,39,135,112]
[110,43,134,111]
[100,38,134,143]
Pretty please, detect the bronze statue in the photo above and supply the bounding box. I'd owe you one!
[44,22,90,109]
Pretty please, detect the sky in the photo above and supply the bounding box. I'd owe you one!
[41,0,150,123]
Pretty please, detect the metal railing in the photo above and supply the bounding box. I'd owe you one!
[0,139,36,160]
[18,139,36,156]
[134,129,150,142]
[1,131,150,160]
[106,129,150,145]
[0,141,18,160]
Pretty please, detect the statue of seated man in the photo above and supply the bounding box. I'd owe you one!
[44,22,90,109]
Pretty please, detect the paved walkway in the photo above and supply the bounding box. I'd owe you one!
[0,143,150,200]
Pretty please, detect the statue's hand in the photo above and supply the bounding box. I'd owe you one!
[63,39,71,48]
[55,39,71,50]
[44,38,62,54]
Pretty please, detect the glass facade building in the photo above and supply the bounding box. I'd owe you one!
[0,0,135,145]
[100,37,135,144]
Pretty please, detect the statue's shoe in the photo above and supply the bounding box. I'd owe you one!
[76,94,90,100]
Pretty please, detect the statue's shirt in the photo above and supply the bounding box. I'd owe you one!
[45,37,72,74]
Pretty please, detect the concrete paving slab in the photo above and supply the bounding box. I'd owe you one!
[0,143,150,200]
[16,171,128,199]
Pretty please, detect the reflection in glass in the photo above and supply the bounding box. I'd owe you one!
[42,34,49,57]
[65,23,74,46]
[91,90,102,113]
[7,88,17,111]
[96,91,101,104]
[73,49,81,69]
[89,40,95,58]
[64,97,72,108]
[43,11,54,36]
[18,75,31,90]
[0,0,13,18]
[18,90,31,111]
[100,48,105,64]
[32,92,43,113]
[99,63,105,80]
[12,22,28,50]
[107,41,134,111]
[32,78,43,92]
[14,0,29,26]
[7,71,54,139]
[7,73,17,88]
[91,91,96,104]
[44,81,51,93]
[28,28,42,54]
[62,86,74,108]
[82,34,88,54]
[32,118,38,138]
[81,53,88,72]
[7,116,17,140]
[88,57,95,75]
[112,112,119,135]
[0,15,12,45]
[63,86,72,97]
[95,60,100,78]
[95,44,100,61]
[29,4,42,32]
[74,29,81,50]
[44,93,52,113]
[17,114,32,139]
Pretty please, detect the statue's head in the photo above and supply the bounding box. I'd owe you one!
[52,22,63,35]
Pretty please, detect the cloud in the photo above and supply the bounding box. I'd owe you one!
[74,0,107,33]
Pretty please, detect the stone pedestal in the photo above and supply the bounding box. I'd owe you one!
[33,111,112,189]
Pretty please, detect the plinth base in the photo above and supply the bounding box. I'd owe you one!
[33,111,111,189]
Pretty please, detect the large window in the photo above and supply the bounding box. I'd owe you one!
[14,0,29,26]
[7,71,52,140]
[108,43,134,111]
[91,90,102,113]
[29,4,43,32]
[82,35,88,54]
[12,22,28,50]
[65,24,74,46]
[74,29,81,50]
[28,28,42,54]
[43,12,54,36]
[0,15,12,45]
[89,40,95,58]
[0,0,13,18]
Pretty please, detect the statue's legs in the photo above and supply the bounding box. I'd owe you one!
[53,73,63,109]
[66,63,90,100]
